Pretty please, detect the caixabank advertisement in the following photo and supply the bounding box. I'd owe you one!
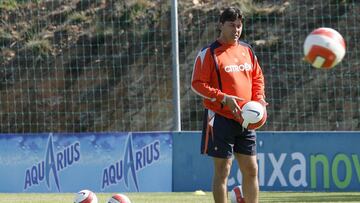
[173,132,360,192]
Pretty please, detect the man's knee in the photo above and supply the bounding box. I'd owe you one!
[214,160,232,181]
[214,169,231,181]
[242,164,258,177]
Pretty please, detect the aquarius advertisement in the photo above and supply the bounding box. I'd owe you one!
[0,132,172,192]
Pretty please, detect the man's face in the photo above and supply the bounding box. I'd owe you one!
[220,19,243,43]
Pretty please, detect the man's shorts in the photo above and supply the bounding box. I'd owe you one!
[201,109,257,159]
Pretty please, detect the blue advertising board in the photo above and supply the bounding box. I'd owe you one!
[1,131,359,192]
[229,131,360,191]
[173,131,360,192]
[0,132,172,192]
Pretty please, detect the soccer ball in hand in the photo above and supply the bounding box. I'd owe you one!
[240,101,267,130]
[230,185,245,203]
[107,193,132,203]
[74,189,98,203]
[303,27,346,69]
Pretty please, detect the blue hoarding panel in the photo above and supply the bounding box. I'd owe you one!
[1,131,359,192]
[173,131,360,192]
[172,132,213,191]
[247,132,360,191]
[0,132,172,192]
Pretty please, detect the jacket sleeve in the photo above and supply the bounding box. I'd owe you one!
[191,48,225,103]
[251,54,266,103]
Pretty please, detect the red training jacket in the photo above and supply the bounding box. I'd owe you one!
[191,40,266,120]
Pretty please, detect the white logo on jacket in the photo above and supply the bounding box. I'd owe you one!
[224,63,252,72]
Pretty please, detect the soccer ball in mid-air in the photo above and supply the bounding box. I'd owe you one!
[240,101,267,130]
[107,193,132,203]
[230,185,245,203]
[74,189,98,203]
[303,27,346,69]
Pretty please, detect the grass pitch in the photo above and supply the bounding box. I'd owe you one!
[0,192,359,203]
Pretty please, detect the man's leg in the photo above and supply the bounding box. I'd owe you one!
[234,153,259,203]
[213,157,232,203]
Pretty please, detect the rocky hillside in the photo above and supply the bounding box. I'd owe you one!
[0,0,359,132]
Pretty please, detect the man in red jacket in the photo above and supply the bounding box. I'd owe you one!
[191,7,267,203]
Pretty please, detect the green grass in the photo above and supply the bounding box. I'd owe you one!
[0,192,359,203]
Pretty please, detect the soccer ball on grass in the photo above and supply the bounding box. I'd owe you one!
[107,193,132,203]
[74,189,98,203]
[230,185,245,203]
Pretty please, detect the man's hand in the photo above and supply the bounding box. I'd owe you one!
[222,95,244,119]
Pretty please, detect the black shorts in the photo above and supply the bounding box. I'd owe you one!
[201,109,257,159]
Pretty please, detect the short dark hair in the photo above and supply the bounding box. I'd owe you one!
[219,7,243,23]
